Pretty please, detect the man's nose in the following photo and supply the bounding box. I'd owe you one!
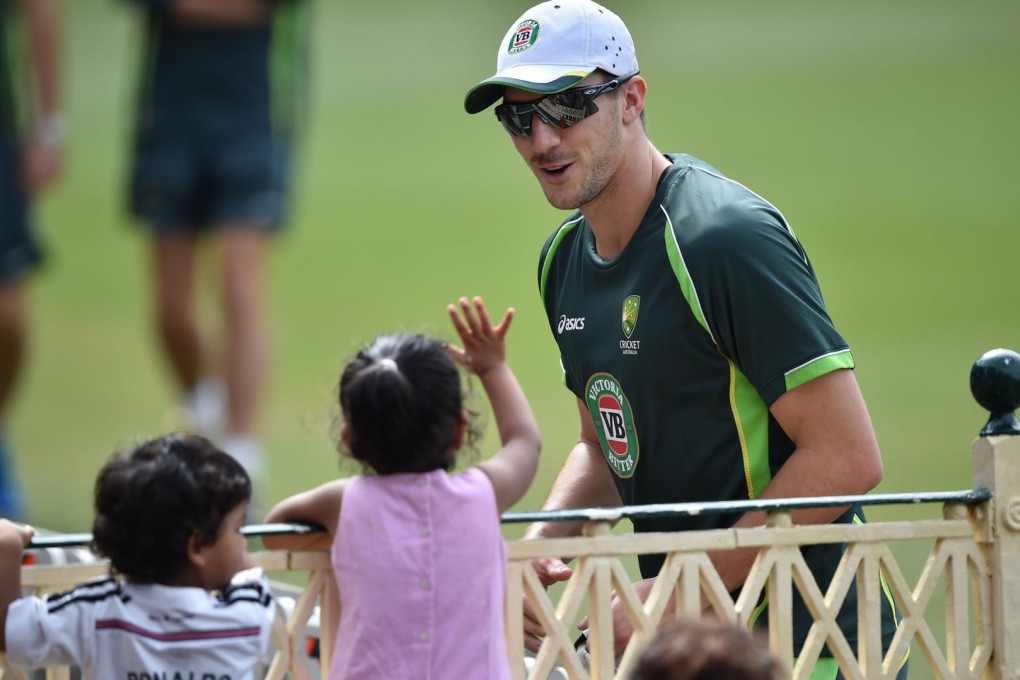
[527,115,562,152]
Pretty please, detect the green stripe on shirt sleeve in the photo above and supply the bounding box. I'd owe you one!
[784,350,855,393]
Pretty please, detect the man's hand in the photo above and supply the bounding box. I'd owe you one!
[520,401,623,652]
[534,555,573,587]
[577,576,657,657]
[523,556,573,652]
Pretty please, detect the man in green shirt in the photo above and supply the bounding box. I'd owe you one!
[464,1,902,677]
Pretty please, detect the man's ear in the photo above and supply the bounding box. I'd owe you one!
[621,75,647,126]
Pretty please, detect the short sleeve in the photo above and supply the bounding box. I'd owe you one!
[219,567,277,656]
[687,198,850,405]
[4,595,91,669]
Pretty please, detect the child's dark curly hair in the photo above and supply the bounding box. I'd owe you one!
[339,332,482,474]
[90,433,251,583]
[630,617,785,680]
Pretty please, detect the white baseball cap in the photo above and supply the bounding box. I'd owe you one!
[464,0,639,114]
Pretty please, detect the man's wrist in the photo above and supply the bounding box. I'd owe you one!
[523,521,561,541]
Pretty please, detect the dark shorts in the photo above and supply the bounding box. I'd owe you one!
[0,135,43,283]
[129,118,292,234]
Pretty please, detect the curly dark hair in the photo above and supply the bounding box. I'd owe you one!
[90,433,251,583]
[338,332,482,474]
[630,618,786,680]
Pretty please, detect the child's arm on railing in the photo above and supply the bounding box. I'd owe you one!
[263,480,347,551]
[0,519,34,652]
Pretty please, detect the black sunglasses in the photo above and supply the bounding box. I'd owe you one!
[494,73,637,138]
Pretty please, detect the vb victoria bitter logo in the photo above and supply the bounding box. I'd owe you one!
[507,20,539,54]
[585,372,639,478]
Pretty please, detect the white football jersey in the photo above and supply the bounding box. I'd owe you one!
[5,567,275,679]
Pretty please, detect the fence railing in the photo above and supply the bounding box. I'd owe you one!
[3,348,1019,679]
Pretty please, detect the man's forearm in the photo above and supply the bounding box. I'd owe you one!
[709,440,879,592]
[523,441,621,541]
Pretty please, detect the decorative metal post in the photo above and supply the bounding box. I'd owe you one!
[970,348,1020,679]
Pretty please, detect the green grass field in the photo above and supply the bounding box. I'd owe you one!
[7,0,1019,673]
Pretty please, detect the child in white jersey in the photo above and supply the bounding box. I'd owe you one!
[265,296,542,679]
[0,433,275,678]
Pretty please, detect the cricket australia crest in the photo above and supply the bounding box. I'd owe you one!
[620,295,641,355]
[585,372,639,478]
[622,295,640,338]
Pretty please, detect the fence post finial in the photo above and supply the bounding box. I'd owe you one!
[971,348,1020,678]
[970,348,1020,437]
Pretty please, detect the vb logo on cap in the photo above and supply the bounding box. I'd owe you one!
[509,20,539,54]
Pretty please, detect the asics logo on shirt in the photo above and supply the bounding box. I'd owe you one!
[558,315,585,333]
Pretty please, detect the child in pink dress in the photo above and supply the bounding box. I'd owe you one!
[266,296,541,679]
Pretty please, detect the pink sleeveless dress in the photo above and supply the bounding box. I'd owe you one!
[329,467,510,680]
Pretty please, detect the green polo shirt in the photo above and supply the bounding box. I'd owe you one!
[538,153,897,655]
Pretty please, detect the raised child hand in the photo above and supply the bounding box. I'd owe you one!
[446,296,514,376]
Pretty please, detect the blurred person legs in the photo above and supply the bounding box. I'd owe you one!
[219,227,269,494]
[153,232,218,433]
[0,0,63,522]
[128,3,308,512]
[151,227,270,492]
[0,284,28,518]
[1,125,59,521]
